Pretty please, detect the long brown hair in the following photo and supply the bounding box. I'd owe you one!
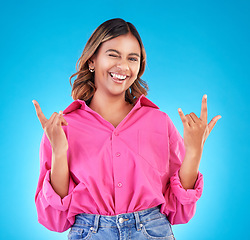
[69,18,149,105]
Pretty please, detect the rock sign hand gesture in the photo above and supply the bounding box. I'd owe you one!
[178,94,221,154]
[32,100,69,154]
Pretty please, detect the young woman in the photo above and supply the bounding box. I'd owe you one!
[33,18,221,239]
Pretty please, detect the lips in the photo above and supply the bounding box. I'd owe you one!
[109,72,128,83]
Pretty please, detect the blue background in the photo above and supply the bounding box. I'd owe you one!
[1,0,249,239]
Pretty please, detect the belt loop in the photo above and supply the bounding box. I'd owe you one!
[92,214,100,233]
[134,211,142,231]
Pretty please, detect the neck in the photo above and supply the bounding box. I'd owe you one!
[88,91,132,117]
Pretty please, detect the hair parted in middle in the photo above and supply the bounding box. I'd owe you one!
[69,18,149,105]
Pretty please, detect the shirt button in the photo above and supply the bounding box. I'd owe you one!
[119,218,124,223]
[114,131,119,136]
[118,182,123,188]
[116,152,121,157]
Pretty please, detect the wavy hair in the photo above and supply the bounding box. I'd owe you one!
[69,18,149,105]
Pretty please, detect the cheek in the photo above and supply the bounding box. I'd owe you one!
[95,57,111,71]
[133,65,140,77]
[129,67,140,83]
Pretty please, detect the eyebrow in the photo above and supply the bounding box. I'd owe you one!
[105,49,140,58]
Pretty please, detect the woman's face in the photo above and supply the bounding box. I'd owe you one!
[89,32,141,99]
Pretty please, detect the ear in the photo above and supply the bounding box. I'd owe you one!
[88,56,96,69]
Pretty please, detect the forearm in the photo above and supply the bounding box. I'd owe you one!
[179,149,202,190]
[50,150,69,198]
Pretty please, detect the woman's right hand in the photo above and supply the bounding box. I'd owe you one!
[32,100,69,154]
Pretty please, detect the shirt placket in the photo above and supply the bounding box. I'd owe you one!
[111,128,125,212]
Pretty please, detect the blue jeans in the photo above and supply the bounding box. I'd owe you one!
[68,205,175,239]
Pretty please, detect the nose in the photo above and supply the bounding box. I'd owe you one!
[116,58,129,71]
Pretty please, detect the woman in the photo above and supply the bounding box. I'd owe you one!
[33,18,221,239]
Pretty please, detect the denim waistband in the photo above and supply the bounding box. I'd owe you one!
[74,206,164,233]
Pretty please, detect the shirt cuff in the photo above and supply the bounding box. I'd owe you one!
[170,170,204,205]
[42,170,75,211]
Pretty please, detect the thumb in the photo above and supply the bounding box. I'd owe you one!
[208,115,222,133]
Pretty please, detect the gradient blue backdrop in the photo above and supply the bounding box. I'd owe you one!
[1,0,249,239]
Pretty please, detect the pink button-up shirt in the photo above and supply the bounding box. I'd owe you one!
[35,94,203,232]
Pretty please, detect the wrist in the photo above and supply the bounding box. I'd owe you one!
[52,149,68,158]
[185,147,203,158]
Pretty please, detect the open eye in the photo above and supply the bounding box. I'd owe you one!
[129,57,138,62]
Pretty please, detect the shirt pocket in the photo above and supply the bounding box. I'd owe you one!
[138,130,169,174]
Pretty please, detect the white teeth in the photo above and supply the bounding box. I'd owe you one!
[110,72,127,80]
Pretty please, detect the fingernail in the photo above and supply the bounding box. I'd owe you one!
[204,94,207,99]
[178,108,182,112]
[59,111,63,114]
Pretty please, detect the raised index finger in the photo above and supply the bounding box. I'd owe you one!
[200,94,208,123]
[32,100,48,129]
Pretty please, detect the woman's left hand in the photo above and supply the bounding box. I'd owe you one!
[178,94,221,156]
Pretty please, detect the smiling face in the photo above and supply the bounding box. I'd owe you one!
[88,32,141,99]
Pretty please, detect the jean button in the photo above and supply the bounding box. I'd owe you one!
[119,218,124,223]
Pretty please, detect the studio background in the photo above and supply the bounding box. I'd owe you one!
[0,0,249,239]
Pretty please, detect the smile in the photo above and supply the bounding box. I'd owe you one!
[110,72,128,82]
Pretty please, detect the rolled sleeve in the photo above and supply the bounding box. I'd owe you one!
[42,170,76,211]
[170,170,203,205]
[161,169,204,225]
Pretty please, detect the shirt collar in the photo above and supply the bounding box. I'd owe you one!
[134,94,159,109]
[63,94,159,114]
